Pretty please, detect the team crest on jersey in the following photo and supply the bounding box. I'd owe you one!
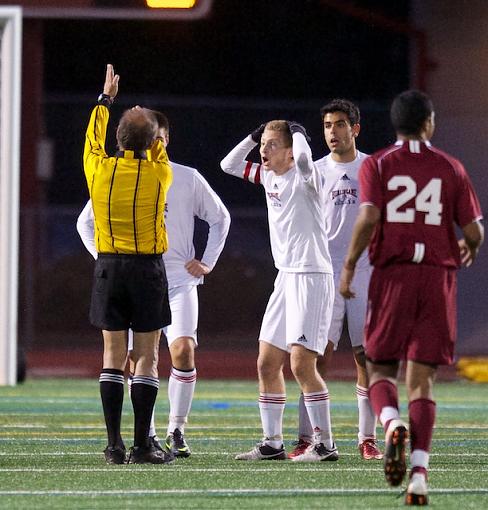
[267,192,282,207]
[331,187,357,205]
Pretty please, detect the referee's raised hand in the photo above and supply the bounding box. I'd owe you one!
[103,64,120,100]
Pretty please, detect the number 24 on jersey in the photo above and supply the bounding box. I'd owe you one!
[387,176,443,225]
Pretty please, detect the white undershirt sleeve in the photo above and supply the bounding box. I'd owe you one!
[76,199,98,260]
[220,135,258,180]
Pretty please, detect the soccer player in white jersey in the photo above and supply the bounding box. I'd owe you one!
[221,120,337,462]
[288,99,382,461]
[77,111,230,458]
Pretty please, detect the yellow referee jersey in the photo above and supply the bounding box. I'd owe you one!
[83,105,173,254]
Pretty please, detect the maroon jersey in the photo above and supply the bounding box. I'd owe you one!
[360,140,482,268]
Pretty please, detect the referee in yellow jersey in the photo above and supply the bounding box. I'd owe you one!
[83,64,173,465]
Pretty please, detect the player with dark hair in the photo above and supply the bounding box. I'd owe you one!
[221,120,337,462]
[340,89,483,505]
[83,64,173,464]
[289,99,382,461]
[79,107,230,460]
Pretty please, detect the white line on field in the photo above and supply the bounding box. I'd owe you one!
[0,488,487,496]
[0,467,485,473]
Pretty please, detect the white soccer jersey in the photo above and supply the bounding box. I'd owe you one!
[221,134,332,274]
[77,161,231,289]
[315,151,370,272]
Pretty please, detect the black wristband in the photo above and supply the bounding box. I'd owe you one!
[97,93,113,107]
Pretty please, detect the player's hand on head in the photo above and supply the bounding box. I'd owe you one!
[103,64,120,99]
[287,121,311,142]
[339,266,356,299]
[250,123,266,143]
[184,259,211,277]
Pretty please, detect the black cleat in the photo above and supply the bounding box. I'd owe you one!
[165,428,191,458]
[127,443,174,464]
[150,435,175,461]
[384,419,409,487]
[103,445,126,465]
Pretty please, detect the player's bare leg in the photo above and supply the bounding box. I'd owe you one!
[404,360,437,505]
[290,344,337,462]
[236,341,287,460]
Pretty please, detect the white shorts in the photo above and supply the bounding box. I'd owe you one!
[128,285,198,350]
[328,267,371,349]
[259,271,334,355]
[164,285,199,346]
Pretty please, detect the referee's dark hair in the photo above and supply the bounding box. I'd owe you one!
[151,110,170,132]
[320,99,360,126]
[116,107,158,152]
[390,90,434,137]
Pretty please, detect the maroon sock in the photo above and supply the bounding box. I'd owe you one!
[368,380,399,432]
[409,398,436,452]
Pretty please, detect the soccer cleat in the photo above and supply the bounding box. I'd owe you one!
[405,472,429,506]
[288,438,312,459]
[165,428,191,458]
[291,442,339,462]
[150,435,175,460]
[103,445,126,465]
[383,419,409,486]
[127,443,174,464]
[235,441,286,460]
[359,438,383,460]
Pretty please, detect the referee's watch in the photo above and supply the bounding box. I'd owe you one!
[97,93,113,107]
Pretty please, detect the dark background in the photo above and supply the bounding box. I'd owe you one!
[42,0,410,207]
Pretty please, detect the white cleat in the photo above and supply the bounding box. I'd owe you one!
[291,442,339,462]
[405,472,429,506]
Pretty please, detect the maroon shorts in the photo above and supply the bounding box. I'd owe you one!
[364,264,457,366]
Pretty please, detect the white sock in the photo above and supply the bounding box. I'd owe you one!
[128,375,157,437]
[167,367,196,436]
[411,449,429,470]
[303,390,333,449]
[356,384,377,443]
[298,392,313,442]
[259,393,286,449]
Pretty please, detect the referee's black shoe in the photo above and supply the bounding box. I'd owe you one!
[103,445,127,465]
[127,443,174,464]
[150,435,175,461]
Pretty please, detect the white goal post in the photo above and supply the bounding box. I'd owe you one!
[0,6,22,385]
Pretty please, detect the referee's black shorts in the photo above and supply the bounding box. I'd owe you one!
[89,253,171,332]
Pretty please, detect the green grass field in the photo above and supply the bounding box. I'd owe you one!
[0,378,487,509]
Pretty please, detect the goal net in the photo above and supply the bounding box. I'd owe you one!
[0,6,21,385]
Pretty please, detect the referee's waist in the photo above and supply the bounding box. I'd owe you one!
[98,252,163,260]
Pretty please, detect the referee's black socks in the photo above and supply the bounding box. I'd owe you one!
[99,368,125,448]
[130,375,159,448]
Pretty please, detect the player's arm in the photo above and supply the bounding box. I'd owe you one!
[339,204,380,299]
[459,220,484,267]
[186,173,231,277]
[220,124,265,184]
[83,64,119,177]
[288,122,314,182]
[76,200,98,260]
